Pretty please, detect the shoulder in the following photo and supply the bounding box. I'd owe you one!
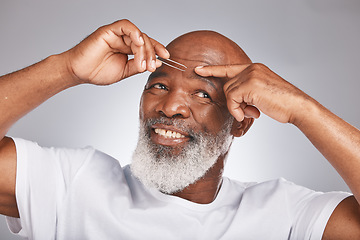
[227,177,350,210]
[11,137,96,162]
[12,137,124,185]
[226,177,299,195]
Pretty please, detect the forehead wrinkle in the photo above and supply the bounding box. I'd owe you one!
[171,57,213,66]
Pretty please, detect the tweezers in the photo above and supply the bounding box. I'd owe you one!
[157,57,187,72]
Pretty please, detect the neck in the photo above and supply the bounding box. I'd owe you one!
[171,155,225,204]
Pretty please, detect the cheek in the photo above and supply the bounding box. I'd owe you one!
[192,104,230,132]
[139,94,156,120]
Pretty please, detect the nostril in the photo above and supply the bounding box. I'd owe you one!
[171,113,184,118]
[158,111,184,119]
[158,109,185,118]
[156,98,191,119]
[158,110,168,117]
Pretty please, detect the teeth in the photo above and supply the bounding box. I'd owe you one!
[154,128,186,139]
[165,131,172,137]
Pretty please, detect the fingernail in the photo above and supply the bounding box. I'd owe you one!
[195,66,204,69]
[164,49,170,58]
[151,60,156,70]
[139,36,144,45]
[142,60,146,70]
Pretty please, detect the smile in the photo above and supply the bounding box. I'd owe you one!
[154,128,186,139]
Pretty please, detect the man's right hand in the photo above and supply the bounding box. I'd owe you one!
[63,19,169,85]
[0,19,169,218]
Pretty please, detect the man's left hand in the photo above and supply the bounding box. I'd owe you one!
[195,63,310,125]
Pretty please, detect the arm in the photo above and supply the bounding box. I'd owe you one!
[195,63,360,238]
[0,55,73,218]
[0,19,169,218]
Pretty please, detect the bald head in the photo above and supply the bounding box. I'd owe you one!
[166,30,251,66]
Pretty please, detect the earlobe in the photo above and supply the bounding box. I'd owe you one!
[231,117,254,137]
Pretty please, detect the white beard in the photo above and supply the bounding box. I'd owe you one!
[131,117,233,194]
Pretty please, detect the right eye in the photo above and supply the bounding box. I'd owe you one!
[149,83,168,90]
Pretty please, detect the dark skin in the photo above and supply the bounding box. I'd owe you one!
[0,20,359,238]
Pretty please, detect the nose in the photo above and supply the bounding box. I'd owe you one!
[155,91,191,118]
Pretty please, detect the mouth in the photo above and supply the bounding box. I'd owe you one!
[154,128,186,139]
[150,124,191,146]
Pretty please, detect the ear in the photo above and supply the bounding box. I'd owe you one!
[230,117,254,137]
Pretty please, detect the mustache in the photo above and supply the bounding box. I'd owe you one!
[142,117,198,138]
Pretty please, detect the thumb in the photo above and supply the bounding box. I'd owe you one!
[195,64,251,78]
[122,58,162,79]
[244,105,261,119]
[121,59,145,79]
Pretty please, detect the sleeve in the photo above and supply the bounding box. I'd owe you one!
[285,179,352,240]
[5,138,95,240]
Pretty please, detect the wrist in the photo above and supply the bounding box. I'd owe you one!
[291,96,324,129]
[49,52,83,88]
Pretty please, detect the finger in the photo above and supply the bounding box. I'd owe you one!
[149,38,170,59]
[123,35,132,48]
[121,59,162,81]
[226,91,245,122]
[155,59,163,68]
[222,66,253,95]
[228,101,245,122]
[122,59,142,79]
[106,35,132,54]
[244,105,261,119]
[142,34,157,72]
[109,19,145,47]
[131,41,146,72]
[195,64,251,78]
[225,79,261,119]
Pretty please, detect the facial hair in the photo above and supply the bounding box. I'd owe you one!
[131,117,233,194]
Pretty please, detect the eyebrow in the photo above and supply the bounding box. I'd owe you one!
[147,70,222,92]
[188,74,219,90]
[147,71,168,83]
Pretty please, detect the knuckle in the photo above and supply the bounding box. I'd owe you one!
[120,19,131,24]
[224,65,230,77]
[252,62,267,70]
[96,25,107,33]
[247,76,263,88]
[223,81,234,93]
[245,64,266,85]
[223,83,229,92]
[226,86,240,98]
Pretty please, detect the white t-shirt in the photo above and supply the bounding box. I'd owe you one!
[6,138,351,240]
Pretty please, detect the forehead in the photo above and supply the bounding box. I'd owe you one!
[167,34,246,65]
[165,31,250,66]
[150,31,249,87]
[167,47,229,68]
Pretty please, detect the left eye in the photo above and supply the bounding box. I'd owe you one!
[195,91,211,99]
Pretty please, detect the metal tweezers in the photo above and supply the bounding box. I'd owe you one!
[157,57,187,72]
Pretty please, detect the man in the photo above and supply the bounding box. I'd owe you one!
[0,19,359,239]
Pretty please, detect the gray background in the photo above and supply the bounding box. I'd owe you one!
[1,0,359,239]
